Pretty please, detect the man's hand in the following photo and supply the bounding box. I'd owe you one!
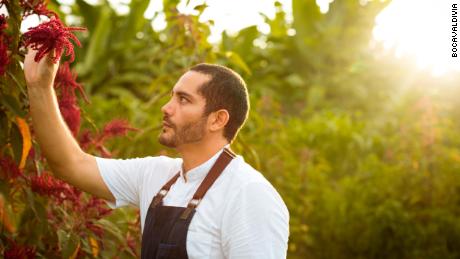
[24,48,60,89]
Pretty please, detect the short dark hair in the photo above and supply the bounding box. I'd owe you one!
[189,63,249,142]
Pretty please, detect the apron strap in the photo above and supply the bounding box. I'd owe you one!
[150,172,181,208]
[149,147,236,214]
[180,148,236,219]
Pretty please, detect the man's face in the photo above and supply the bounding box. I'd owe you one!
[158,71,211,148]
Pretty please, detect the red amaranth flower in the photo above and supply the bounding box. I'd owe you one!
[3,238,36,259]
[55,61,89,102]
[0,14,7,31]
[85,222,105,238]
[59,98,81,136]
[78,129,93,151]
[30,172,79,204]
[53,61,88,137]
[75,120,137,157]
[23,17,85,63]
[82,197,112,220]
[80,133,112,157]
[96,145,112,158]
[20,0,57,18]
[88,119,138,158]
[58,86,81,136]
[30,173,67,195]
[0,38,9,76]
[102,119,138,139]
[126,232,138,255]
[0,156,23,179]
[0,15,10,76]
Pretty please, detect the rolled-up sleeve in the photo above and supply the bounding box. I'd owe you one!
[221,181,290,259]
[95,156,153,209]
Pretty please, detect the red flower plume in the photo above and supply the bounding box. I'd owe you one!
[0,14,7,31]
[0,38,9,76]
[20,0,57,18]
[0,155,22,179]
[83,197,112,220]
[78,130,93,151]
[30,172,80,204]
[55,61,89,103]
[0,14,10,76]
[80,119,138,158]
[102,119,138,139]
[58,86,81,136]
[23,17,85,63]
[3,238,36,259]
[85,222,105,238]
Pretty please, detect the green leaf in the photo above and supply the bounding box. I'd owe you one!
[292,0,322,36]
[123,0,150,39]
[0,110,9,148]
[7,67,26,95]
[95,219,124,241]
[292,0,322,60]
[233,25,259,56]
[224,51,252,75]
[1,94,26,117]
[44,0,67,21]
[58,230,80,259]
[194,3,208,14]
[75,0,101,32]
[77,6,112,77]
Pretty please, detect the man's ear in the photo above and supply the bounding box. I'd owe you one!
[209,109,229,132]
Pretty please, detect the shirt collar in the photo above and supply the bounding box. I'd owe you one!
[179,144,230,183]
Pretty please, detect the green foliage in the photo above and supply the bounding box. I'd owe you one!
[72,0,460,258]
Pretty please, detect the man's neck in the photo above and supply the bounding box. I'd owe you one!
[178,139,229,174]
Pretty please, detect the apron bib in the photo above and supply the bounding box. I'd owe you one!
[141,148,236,259]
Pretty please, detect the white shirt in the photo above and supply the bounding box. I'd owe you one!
[96,146,290,259]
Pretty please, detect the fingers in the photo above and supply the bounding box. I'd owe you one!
[24,47,60,66]
[45,48,58,65]
[24,47,38,63]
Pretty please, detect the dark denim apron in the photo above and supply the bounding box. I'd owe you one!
[141,148,236,259]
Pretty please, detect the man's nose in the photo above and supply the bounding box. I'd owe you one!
[161,99,174,116]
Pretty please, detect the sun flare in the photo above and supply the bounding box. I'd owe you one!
[372,0,459,76]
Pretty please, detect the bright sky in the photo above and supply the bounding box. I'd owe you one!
[143,0,292,42]
[12,0,460,77]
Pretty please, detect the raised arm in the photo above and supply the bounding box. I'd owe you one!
[24,48,115,203]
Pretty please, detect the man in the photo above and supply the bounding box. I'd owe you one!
[24,48,289,258]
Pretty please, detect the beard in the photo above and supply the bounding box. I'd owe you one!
[158,116,208,148]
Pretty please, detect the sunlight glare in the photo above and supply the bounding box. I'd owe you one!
[373,0,459,77]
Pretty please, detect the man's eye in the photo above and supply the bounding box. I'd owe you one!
[179,97,188,103]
